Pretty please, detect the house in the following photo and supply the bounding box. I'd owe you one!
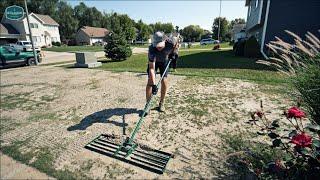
[245,0,320,58]
[231,24,246,42]
[1,13,60,47]
[76,26,109,45]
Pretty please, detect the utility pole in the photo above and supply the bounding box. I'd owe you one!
[217,0,222,43]
[24,0,38,65]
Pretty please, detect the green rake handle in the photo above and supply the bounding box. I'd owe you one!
[114,60,172,156]
[128,59,172,144]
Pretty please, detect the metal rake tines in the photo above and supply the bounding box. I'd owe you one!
[85,134,173,174]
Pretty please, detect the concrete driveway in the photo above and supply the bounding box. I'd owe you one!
[41,48,148,65]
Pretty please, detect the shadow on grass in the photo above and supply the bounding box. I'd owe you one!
[67,108,142,131]
[178,50,274,71]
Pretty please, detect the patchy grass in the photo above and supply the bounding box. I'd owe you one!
[27,112,58,122]
[86,78,100,89]
[0,116,21,135]
[1,140,89,180]
[218,131,287,178]
[96,50,286,85]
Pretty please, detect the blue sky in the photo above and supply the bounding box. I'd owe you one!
[68,0,248,31]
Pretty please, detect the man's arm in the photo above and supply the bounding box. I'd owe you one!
[148,60,156,85]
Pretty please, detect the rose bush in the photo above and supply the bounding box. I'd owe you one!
[246,102,320,179]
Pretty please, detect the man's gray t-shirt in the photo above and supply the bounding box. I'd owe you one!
[148,39,174,63]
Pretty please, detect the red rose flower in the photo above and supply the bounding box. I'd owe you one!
[256,111,264,118]
[291,132,312,147]
[287,107,305,119]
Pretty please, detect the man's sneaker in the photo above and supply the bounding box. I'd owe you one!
[158,102,165,112]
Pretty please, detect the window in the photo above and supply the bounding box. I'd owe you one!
[51,37,58,42]
[30,23,38,28]
[255,0,259,8]
[32,36,41,42]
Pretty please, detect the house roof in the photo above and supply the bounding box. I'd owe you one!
[79,26,109,38]
[0,23,20,35]
[33,13,59,26]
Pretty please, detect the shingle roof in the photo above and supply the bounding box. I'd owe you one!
[0,23,20,34]
[80,26,109,37]
[33,13,59,26]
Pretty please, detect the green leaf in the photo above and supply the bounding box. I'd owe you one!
[306,124,320,132]
[268,132,279,139]
[289,130,297,137]
[271,119,280,127]
[272,139,282,147]
[312,139,320,148]
[300,148,309,155]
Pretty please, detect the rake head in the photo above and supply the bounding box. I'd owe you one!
[85,134,174,174]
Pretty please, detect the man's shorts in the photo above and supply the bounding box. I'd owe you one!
[147,61,169,78]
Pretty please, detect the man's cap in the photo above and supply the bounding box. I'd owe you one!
[152,31,165,47]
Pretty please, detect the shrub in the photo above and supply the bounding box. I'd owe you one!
[244,36,261,58]
[234,38,246,56]
[52,41,61,46]
[104,32,132,61]
[257,31,320,124]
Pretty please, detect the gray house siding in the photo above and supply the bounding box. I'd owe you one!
[246,0,268,43]
[263,0,320,53]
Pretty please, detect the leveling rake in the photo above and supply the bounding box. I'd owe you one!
[85,60,174,174]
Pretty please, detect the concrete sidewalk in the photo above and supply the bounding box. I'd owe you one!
[0,152,54,179]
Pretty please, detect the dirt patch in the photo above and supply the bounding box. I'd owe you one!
[0,66,289,178]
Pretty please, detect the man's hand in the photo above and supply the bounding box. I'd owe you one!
[152,85,158,95]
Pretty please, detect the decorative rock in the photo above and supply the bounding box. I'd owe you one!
[74,52,102,68]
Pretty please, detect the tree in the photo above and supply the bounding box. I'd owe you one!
[175,26,179,33]
[212,17,230,41]
[230,18,246,29]
[104,32,132,61]
[151,22,174,34]
[55,1,78,40]
[181,25,204,42]
[136,19,152,41]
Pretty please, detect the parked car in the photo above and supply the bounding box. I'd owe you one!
[200,38,219,45]
[0,45,42,67]
[9,41,41,52]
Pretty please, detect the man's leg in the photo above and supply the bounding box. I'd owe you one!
[159,78,168,111]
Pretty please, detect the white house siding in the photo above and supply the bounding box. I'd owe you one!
[1,14,60,47]
[90,37,104,45]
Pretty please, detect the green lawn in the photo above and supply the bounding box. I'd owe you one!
[97,49,286,85]
[187,42,232,49]
[43,45,104,52]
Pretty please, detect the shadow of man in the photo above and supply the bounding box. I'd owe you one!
[67,108,142,131]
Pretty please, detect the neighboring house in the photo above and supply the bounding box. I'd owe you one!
[245,0,320,58]
[231,24,246,42]
[1,13,60,47]
[76,26,109,45]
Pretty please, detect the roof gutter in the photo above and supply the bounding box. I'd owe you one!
[260,0,271,59]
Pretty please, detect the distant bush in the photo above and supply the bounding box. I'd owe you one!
[52,41,61,46]
[67,39,77,46]
[104,32,132,61]
[244,36,261,58]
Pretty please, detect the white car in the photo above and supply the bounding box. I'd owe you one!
[200,39,219,45]
[10,41,41,52]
